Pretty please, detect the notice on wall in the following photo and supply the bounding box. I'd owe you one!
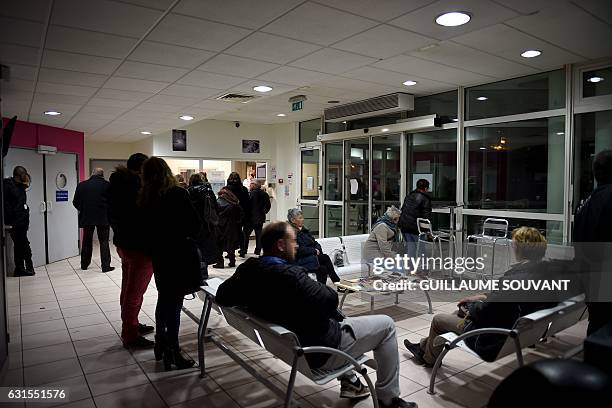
[284,185,290,197]
[350,178,359,194]
[56,190,68,202]
[270,165,277,180]
[306,176,314,190]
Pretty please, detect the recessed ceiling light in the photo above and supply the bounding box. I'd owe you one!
[140,131,152,135]
[403,80,417,86]
[479,147,486,150]
[44,111,61,116]
[521,49,542,58]
[476,96,488,101]
[253,85,273,93]
[382,128,390,132]
[435,11,471,27]
[587,76,604,83]
[179,115,194,121]
[276,113,286,117]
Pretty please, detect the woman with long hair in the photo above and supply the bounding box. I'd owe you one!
[213,186,243,268]
[225,171,250,257]
[140,157,201,370]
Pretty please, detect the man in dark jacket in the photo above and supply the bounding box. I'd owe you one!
[216,221,416,408]
[574,149,612,334]
[398,179,432,256]
[108,153,154,348]
[243,180,271,255]
[3,166,34,276]
[73,168,113,272]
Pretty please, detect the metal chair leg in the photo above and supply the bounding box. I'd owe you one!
[428,345,450,395]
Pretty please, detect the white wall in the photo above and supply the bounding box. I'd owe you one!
[85,139,154,175]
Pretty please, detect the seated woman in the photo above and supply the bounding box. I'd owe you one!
[287,208,340,284]
[403,227,562,366]
[363,206,403,265]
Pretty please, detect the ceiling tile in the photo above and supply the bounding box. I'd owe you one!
[226,32,321,64]
[36,82,98,97]
[0,44,39,66]
[409,41,537,79]
[129,41,216,69]
[104,76,169,93]
[262,2,377,46]
[3,100,31,119]
[115,61,189,82]
[38,68,107,87]
[320,0,434,22]
[388,0,519,41]
[0,0,51,22]
[146,94,200,107]
[52,0,163,38]
[575,0,612,25]
[87,97,141,109]
[173,0,302,29]
[492,0,563,14]
[0,17,43,47]
[506,1,612,59]
[312,75,398,93]
[7,64,37,80]
[46,26,137,58]
[177,71,246,89]
[289,48,377,74]
[42,50,122,75]
[33,92,90,105]
[256,66,331,86]
[191,99,239,111]
[197,54,279,78]
[227,79,297,96]
[133,103,183,113]
[115,0,175,10]
[95,89,155,102]
[4,79,35,92]
[31,99,81,114]
[160,84,220,99]
[452,24,584,70]
[340,66,453,92]
[147,13,251,51]
[81,104,131,115]
[333,24,434,59]
[69,112,119,122]
[373,54,492,85]
[3,89,33,101]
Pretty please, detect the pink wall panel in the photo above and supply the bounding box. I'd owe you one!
[3,118,85,180]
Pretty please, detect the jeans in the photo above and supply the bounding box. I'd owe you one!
[81,225,111,269]
[314,254,341,283]
[320,315,400,404]
[155,292,184,346]
[243,223,263,254]
[419,313,463,364]
[118,247,154,344]
[9,226,33,273]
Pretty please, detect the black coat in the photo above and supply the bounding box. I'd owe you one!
[142,186,201,295]
[217,196,243,252]
[188,183,219,263]
[73,175,111,227]
[247,188,271,226]
[398,190,432,234]
[574,183,612,243]
[226,182,249,224]
[108,166,145,250]
[3,178,29,227]
[216,257,341,367]
[293,225,321,271]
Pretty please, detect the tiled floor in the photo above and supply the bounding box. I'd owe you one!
[1,243,588,408]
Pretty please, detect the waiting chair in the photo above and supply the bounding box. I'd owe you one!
[464,218,511,279]
[415,218,455,276]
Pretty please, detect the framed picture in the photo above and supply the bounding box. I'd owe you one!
[242,139,260,153]
[172,129,187,151]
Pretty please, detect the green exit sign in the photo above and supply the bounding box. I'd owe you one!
[292,101,303,111]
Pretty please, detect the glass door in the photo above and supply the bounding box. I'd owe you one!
[299,147,321,237]
[323,142,343,237]
[344,139,369,235]
[372,134,401,224]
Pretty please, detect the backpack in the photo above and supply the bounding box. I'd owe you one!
[332,249,345,267]
[202,187,219,227]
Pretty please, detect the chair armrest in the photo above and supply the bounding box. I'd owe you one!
[444,328,516,348]
[301,346,370,375]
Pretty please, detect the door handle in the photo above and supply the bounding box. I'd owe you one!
[40,201,47,213]
[46,201,53,213]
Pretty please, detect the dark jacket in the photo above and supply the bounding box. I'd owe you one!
[217,189,243,252]
[248,188,271,226]
[142,186,201,295]
[73,175,111,227]
[3,178,29,227]
[574,183,612,243]
[226,181,249,225]
[188,183,219,264]
[108,166,145,250]
[216,257,341,367]
[292,224,322,271]
[398,190,432,234]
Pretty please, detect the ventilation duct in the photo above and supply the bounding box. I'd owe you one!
[215,93,260,103]
[324,93,414,122]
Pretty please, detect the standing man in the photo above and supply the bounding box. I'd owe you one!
[73,168,114,272]
[244,180,271,255]
[109,153,154,348]
[3,166,34,276]
[398,179,432,256]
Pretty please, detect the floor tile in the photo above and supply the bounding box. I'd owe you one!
[61,304,103,318]
[65,313,109,329]
[152,369,221,405]
[79,349,136,374]
[225,380,283,408]
[86,364,149,396]
[69,323,116,341]
[23,357,83,386]
[29,375,93,407]
[22,318,67,336]
[93,384,165,408]
[54,398,95,408]
[21,309,64,325]
[22,329,71,350]
[23,342,77,367]
[73,334,123,357]
[169,390,239,408]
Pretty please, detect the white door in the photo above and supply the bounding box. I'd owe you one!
[45,152,79,263]
[3,148,46,267]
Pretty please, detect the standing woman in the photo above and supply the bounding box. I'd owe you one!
[213,187,243,268]
[225,172,250,257]
[140,157,201,370]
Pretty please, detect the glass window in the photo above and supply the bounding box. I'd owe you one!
[300,205,319,238]
[466,70,565,120]
[573,110,612,208]
[299,118,321,143]
[300,149,319,200]
[345,139,369,235]
[407,90,458,124]
[463,215,563,245]
[407,128,457,205]
[325,205,342,237]
[372,134,401,224]
[583,66,612,98]
[347,112,404,130]
[325,121,347,134]
[325,143,343,201]
[465,117,565,213]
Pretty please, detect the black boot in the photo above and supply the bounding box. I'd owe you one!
[163,344,195,371]
[154,334,165,361]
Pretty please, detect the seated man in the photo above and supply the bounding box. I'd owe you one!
[216,221,417,408]
[404,227,571,365]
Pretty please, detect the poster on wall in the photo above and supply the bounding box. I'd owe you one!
[256,163,266,179]
[172,129,187,151]
[412,173,434,194]
[242,139,260,153]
